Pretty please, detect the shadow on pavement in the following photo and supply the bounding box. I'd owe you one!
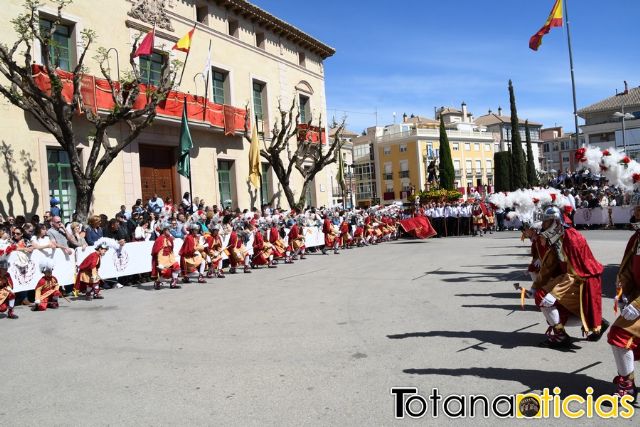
[401,365,612,397]
[387,325,583,352]
[455,292,520,299]
[461,303,539,312]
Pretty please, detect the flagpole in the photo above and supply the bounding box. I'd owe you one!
[203,39,212,121]
[563,0,581,147]
[187,96,194,214]
[257,114,264,209]
[177,24,197,86]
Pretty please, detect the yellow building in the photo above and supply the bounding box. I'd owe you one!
[0,0,335,221]
[373,105,496,203]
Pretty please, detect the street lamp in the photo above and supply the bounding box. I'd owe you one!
[613,109,635,153]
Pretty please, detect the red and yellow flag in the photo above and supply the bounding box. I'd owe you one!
[173,28,195,53]
[529,0,563,51]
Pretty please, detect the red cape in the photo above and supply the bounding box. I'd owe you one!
[399,216,437,239]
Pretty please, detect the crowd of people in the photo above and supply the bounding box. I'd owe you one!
[0,192,408,319]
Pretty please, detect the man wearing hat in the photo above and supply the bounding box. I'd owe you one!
[608,204,640,400]
[0,254,18,319]
[321,213,339,255]
[33,259,62,311]
[151,223,181,289]
[289,217,306,260]
[205,225,225,279]
[179,224,206,283]
[75,238,113,300]
[534,205,607,347]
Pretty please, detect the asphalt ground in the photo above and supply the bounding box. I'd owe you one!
[1,229,636,425]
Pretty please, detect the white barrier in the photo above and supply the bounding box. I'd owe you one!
[6,227,328,292]
[574,206,633,226]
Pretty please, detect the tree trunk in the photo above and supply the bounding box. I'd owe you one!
[282,184,296,209]
[74,180,94,223]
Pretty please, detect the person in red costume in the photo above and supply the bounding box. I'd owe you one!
[268,221,292,264]
[151,223,181,289]
[0,255,18,319]
[179,224,206,283]
[339,217,352,249]
[75,239,113,300]
[289,217,306,260]
[225,221,251,274]
[352,221,365,247]
[33,259,62,311]
[251,221,276,268]
[321,213,339,255]
[608,205,640,400]
[533,206,607,348]
[205,225,225,278]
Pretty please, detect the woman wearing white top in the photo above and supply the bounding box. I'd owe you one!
[30,224,55,256]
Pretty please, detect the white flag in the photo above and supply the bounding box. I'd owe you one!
[202,41,212,78]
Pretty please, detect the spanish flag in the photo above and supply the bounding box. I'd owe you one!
[173,27,195,53]
[529,0,563,51]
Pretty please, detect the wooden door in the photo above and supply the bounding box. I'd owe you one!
[139,145,176,203]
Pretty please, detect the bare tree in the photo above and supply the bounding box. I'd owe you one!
[0,0,179,221]
[245,97,345,209]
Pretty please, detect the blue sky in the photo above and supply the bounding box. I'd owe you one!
[252,0,639,134]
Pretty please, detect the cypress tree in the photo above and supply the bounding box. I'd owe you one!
[508,80,527,189]
[525,120,539,187]
[438,116,455,190]
[494,151,512,192]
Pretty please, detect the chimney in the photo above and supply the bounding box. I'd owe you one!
[624,80,629,94]
[488,109,492,115]
[498,106,503,116]
[461,102,468,123]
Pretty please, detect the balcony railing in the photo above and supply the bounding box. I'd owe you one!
[31,64,248,134]
[383,173,393,180]
[297,123,326,144]
[399,170,410,178]
[377,127,494,143]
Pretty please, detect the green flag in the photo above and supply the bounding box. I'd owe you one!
[177,98,193,178]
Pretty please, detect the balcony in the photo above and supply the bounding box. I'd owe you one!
[399,170,410,178]
[383,191,395,201]
[31,64,247,134]
[455,170,461,177]
[297,123,326,144]
[475,170,483,177]
[485,168,493,175]
[383,173,393,180]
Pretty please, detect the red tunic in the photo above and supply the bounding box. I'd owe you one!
[0,274,15,308]
[269,226,286,258]
[34,276,61,310]
[323,218,335,247]
[75,252,101,292]
[253,232,270,265]
[151,234,179,278]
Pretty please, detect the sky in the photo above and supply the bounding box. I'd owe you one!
[251,0,639,134]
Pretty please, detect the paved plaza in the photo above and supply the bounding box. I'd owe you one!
[2,230,635,425]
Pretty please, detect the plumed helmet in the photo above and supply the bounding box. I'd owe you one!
[541,206,562,223]
[39,258,55,273]
[189,223,201,231]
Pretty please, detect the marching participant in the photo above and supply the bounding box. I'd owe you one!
[33,259,62,311]
[151,223,181,289]
[251,221,276,268]
[226,221,252,274]
[322,213,339,255]
[339,216,352,249]
[352,220,365,247]
[0,254,18,319]
[289,217,307,260]
[179,224,206,283]
[533,205,606,347]
[75,238,117,300]
[471,202,485,237]
[608,204,640,400]
[205,225,225,278]
[268,220,292,264]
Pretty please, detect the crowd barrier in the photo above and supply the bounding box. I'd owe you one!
[7,226,332,293]
[574,206,633,226]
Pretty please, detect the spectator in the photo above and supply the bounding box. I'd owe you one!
[169,217,184,239]
[30,214,40,227]
[69,222,88,250]
[162,197,175,218]
[30,224,55,253]
[147,194,164,215]
[115,205,130,221]
[181,192,192,213]
[132,199,144,216]
[85,215,104,246]
[50,197,61,217]
[104,218,130,243]
[46,216,75,255]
